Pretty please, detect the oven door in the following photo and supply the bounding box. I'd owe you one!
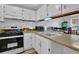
[0,37,23,52]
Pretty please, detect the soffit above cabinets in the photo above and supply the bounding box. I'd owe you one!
[9,4,43,11]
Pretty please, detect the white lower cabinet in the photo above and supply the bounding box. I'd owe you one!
[24,33,32,50]
[40,36,52,54]
[31,33,36,49]
[35,35,41,53]
[63,47,79,54]
[40,36,64,54]
[24,33,79,54]
[35,35,54,54]
[34,35,64,54]
[51,42,64,54]
[34,34,50,54]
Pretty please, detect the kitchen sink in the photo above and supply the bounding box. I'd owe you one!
[42,32,62,37]
[44,33,55,36]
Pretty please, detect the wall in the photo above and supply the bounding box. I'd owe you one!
[36,18,64,27]
[0,19,35,29]
[36,14,79,28]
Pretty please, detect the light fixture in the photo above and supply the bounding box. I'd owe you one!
[44,17,52,21]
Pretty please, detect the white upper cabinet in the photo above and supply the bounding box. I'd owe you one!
[15,7,23,19]
[62,4,79,14]
[22,9,36,20]
[36,9,42,20]
[0,4,4,21]
[0,5,3,17]
[29,10,36,20]
[4,5,23,19]
[40,37,52,54]
[48,4,62,17]
[40,5,47,19]
[22,9,30,20]
[36,5,47,20]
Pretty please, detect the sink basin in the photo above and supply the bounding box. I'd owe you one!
[45,33,55,36]
[38,32,63,37]
[43,33,62,37]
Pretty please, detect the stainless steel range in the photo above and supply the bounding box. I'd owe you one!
[0,29,24,54]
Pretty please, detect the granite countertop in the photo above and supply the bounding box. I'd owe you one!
[35,32,79,52]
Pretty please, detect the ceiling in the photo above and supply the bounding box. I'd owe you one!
[9,4,43,10]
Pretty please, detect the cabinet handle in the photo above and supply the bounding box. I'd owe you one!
[59,6,62,11]
[40,43,41,47]
[59,7,61,11]
[3,10,5,13]
[64,4,67,9]
[39,42,41,47]
[48,48,50,52]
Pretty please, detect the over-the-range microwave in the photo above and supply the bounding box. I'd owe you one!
[35,26,47,31]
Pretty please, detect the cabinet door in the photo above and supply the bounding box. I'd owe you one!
[4,5,22,19]
[51,41,64,54]
[36,5,47,20]
[35,35,41,53]
[41,39,64,54]
[4,5,16,18]
[47,40,54,54]
[15,7,23,19]
[0,4,4,21]
[70,14,79,27]
[31,33,36,49]
[40,5,47,19]
[36,38,41,54]
[24,33,32,50]
[62,4,79,14]
[48,4,62,17]
[23,9,36,20]
[28,10,36,20]
[40,35,64,54]
[41,39,49,54]
[36,8,42,20]
[40,36,52,54]
[23,9,29,20]
[64,47,79,54]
